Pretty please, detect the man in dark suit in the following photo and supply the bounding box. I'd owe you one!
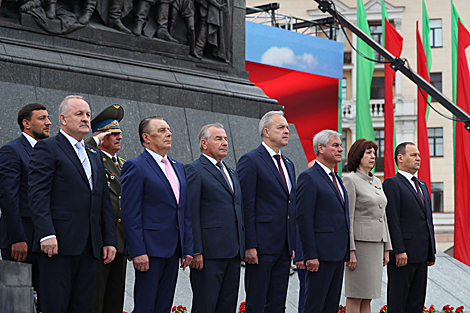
[121,116,194,313]
[85,104,127,313]
[0,103,51,310]
[383,142,436,313]
[296,129,350,313]
[237,110,296,313]
[185,123,245,313]
[28,95,117,313]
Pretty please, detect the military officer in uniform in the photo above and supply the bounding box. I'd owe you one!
[85,104,127,313]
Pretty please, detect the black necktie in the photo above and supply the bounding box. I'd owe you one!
[216,162,233,193]
[273,155,288,193]
[412,176,425,205]
[329,171,344,204]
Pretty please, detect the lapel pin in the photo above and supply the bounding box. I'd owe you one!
[87,147,97,154]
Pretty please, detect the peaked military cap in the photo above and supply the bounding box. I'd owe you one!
[91,104,124,133]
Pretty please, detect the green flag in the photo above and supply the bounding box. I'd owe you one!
[381,0,388,34]
[356,0,375,142]
[422,0,432,73]
[423,0,432,117]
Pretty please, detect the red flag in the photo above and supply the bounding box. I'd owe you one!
[384,19,403,179]
[416,22,431,194]
[454,19,470,266]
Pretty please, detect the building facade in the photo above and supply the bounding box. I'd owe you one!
[246,0,470,251]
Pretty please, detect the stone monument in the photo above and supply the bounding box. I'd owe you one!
[0,260,34,313]
[0,0,308,168]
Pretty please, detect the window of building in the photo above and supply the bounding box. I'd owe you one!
[431,182,444,212]
[369,24,383,61]
[342,78,347,101]
[374,129,384,172]
[371,77,385,99]
[430,72,442,102]
[428,127,443,157]
[429,19,443,48]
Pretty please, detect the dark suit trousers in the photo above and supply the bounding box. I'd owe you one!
[190,255,241,313]
[304,261,344,313]
[387,255,428,313]
[297,268,307,313]
[36,237,97,313]
[133,248,180,313]
[93,251,127,313]
[245,246,291,313]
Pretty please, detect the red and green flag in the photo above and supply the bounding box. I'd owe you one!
[416,22,432,193]
[382,0,402,179]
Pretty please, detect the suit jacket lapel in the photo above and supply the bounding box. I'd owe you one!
[56,133,89,187]
[143,151,176,204]
[314,162,344,207]
[224,161,237,195]
[283,155,295,193]
[86,145,102,193]
[199,155,233,195]
[258,145,288,194]
[19,135,32,156]
[397,173,426,214]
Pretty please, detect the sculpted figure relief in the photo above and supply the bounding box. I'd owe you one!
[1,0,232,62]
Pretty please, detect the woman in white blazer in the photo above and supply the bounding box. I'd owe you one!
[343,139,392,313]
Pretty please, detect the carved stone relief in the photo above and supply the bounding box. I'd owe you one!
[0,0,232,62]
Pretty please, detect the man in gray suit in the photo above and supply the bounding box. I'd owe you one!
[185,123,245,313]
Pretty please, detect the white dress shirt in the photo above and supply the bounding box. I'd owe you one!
[262,142,292,193]
[202,153,233,190]
[22,132,37,147]
[315,159,345,199]
[398,170,419,192]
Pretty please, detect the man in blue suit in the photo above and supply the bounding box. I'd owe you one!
[186,123,245,313]
[0,103,51,310]
[237,110,296,313]
[383,142,436,313]
[28,95,117,313]
[296,129,350,313]
[121,116,194,313]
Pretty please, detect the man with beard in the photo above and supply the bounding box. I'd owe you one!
[28,95,117,313]
[85,104,127,313]
[0,103,52,311]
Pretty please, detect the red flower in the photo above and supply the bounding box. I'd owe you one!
[380,305,388,313]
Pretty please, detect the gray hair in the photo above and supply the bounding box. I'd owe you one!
[313,130,341,155]
[59,95,84,116]
[198,123,224,151]
[259,110,284,138]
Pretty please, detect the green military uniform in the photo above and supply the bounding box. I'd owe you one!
[86,104,127,313]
